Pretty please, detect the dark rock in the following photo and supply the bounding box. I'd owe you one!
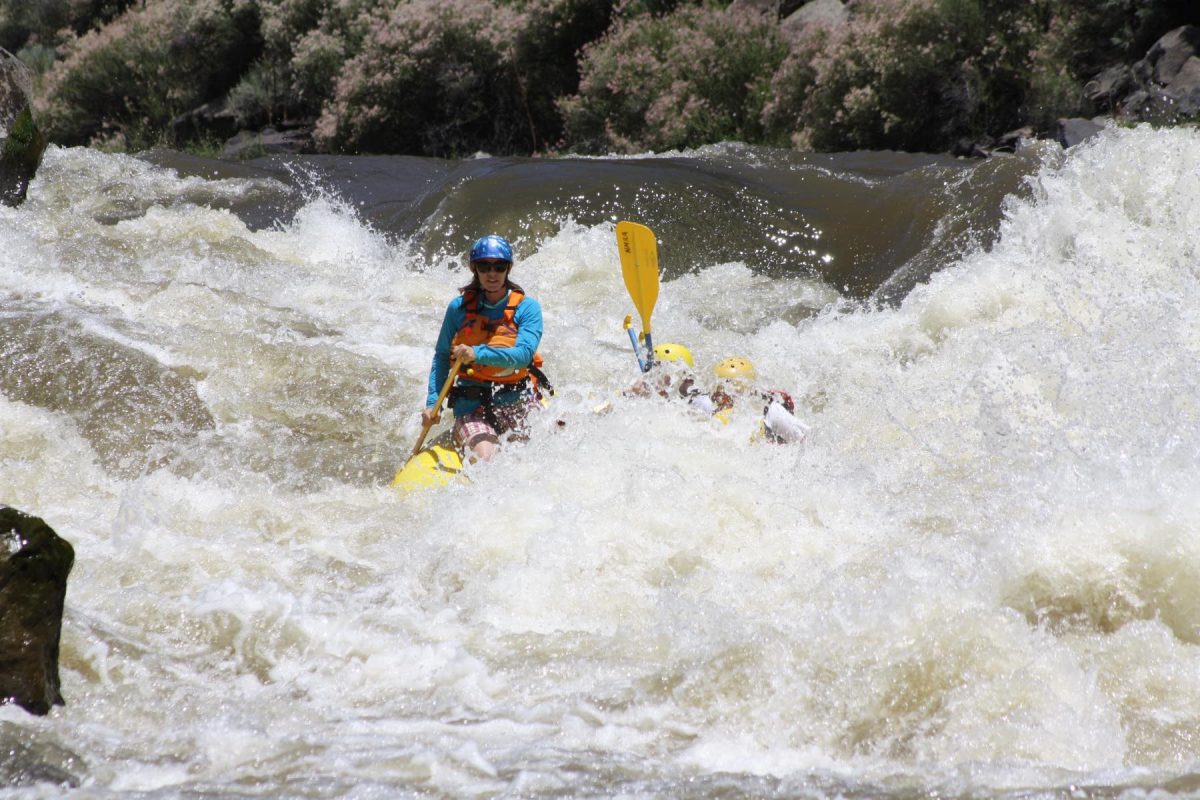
[0,47,47,207]
[1137,25,1200,87]
[1119,88,1153,115]
[1166,56,1200,115]
[952,136,992,159]
[948,126,1036,158]
[171,98,240,145]
[1119,87,1183,122]
[222,126,314,160]
[993,126,1034,153]
[1056,117,1104,149]
[728,0,810,17]
[782,0,848,35]
[1124,25,1200,121]
[1085,65,1136,109]
[1085,26,1200,125]
[0,507,73,716]
[727,0,778,16]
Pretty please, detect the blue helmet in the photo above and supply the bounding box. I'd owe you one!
[469,235,513,263]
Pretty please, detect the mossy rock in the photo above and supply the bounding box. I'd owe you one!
[0,48,46,206]
[0,507,74,716]
[0,105,47,205]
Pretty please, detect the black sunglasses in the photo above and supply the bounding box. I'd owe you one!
[473,260,511,274]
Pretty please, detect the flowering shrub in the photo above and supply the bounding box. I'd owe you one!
[36,0,258,147]
[284,28,344,116]
[764,0,1195,153]
[315,0,614,156]
[313,0,522,154]
[225,58,291,129]
[559,4,788,153]
[764,0,1027,152]
[18,0,1198,155]
[256,0,327,55]
[229,0,385,128]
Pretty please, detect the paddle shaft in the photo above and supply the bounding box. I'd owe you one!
[411,358,463,457]
[624,315,650,372]
[627,327,648,371]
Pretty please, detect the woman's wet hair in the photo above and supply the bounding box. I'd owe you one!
[460,268,523,293]
[461,263,524,295]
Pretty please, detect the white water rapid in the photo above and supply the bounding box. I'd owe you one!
[2,125,1200,798]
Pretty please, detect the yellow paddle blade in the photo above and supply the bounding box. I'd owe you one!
[616,220,659,334]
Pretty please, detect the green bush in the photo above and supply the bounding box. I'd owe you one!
[507,0,617,151]
[15,42,57,75]
[256,0,327,55]
[765,0,1071,152]
[559,3,788,153]
[225,57,291,129]
[0,0,71,52]
[36,0,259,148]
[0,0,139,52]
[238,0,381,125]
[1017,0,1198,125]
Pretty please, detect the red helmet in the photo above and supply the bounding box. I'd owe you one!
[763,389,795,413]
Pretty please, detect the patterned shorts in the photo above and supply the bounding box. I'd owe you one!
[453,395,541,450]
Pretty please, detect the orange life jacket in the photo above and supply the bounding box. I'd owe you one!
[451,289,544,386]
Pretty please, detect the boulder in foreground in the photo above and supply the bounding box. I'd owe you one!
[0,506,73,715]
[0,48,47,207]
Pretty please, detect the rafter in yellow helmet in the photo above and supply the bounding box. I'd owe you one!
[653,342,694,367]
[714,357,756,382]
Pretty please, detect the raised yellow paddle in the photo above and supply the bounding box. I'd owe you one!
[616,220,660,372]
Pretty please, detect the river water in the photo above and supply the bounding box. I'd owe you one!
[2,125,1200,798]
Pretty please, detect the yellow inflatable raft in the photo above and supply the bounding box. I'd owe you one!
[391,430,467,493]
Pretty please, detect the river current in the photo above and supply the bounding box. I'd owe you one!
[2,125,1200,798]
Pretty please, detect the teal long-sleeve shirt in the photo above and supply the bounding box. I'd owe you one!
[425,290,544,417]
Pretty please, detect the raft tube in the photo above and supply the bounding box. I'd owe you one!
[392,430,466,493]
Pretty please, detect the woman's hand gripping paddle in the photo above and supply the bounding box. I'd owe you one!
[616,221,660,372]
[410,357,463,457]
[393,357,468,493]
